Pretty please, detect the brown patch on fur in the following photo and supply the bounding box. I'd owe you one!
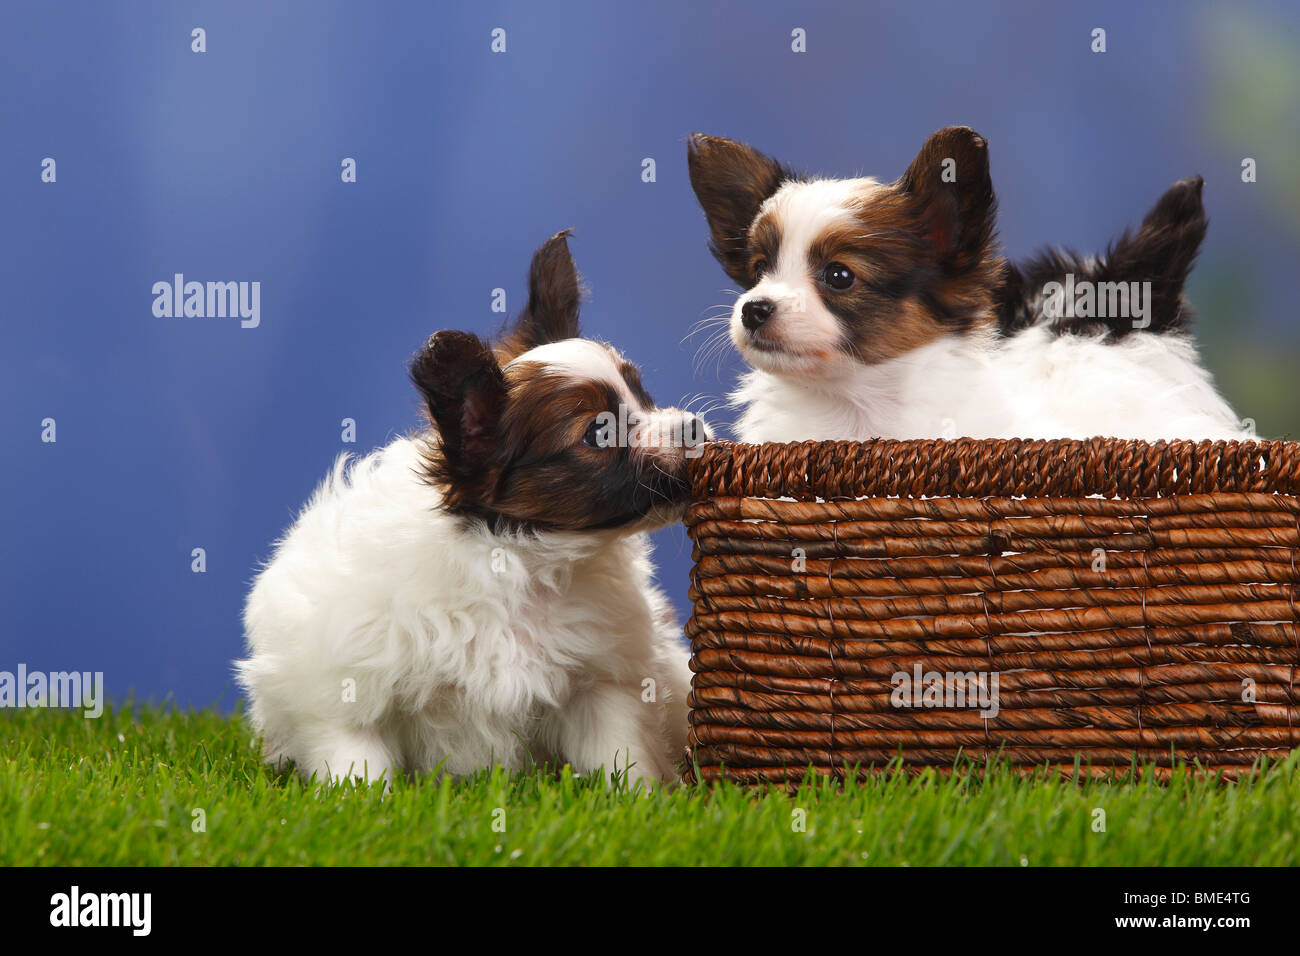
[802,132,1004,364]
[500,363,612,443]
[869,299,952,361]
[482,365,642,529]
[615,358,655,409]
[746,212,783,281]
[413,347,687,532]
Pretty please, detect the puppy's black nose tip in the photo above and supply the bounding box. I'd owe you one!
[741,298,776,331]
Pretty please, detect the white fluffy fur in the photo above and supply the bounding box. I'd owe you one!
[733,323,1250,443]
[235,435,691,787]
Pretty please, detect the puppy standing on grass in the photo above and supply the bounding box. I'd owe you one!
[687,127,1250,443]
[236,232,704,788]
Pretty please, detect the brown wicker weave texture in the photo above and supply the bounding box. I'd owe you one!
[683,438,1300,784]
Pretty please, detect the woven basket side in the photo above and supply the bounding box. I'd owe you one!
[683,439,1300,787]
[689,438,1300,501]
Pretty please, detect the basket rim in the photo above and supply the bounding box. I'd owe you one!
[688,438,1300,502]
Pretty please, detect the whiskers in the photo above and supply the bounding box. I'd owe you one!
[676,392,734,439]
[853,231,911,244]
[684,293,743,378]
[636,458,684,511]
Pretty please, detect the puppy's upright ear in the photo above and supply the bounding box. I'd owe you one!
[687,134,794,286]
[411,330,507,500]
[498,230,583,361]
[1100,177,1207,333]
[897,127,997,275]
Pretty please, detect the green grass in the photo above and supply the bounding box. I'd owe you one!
[2,704,1298,866]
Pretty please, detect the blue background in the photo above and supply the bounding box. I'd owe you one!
[3,1,1299,709]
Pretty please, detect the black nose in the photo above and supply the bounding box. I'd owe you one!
[741,298,776,331]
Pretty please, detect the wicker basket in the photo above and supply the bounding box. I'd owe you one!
[683,438,1300,784]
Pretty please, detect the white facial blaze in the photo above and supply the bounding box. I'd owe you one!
[512,339,630,401]
[732,178,883,374]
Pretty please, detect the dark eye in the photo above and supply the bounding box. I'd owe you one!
[822,262,855,290]
[583,418,609,448]
[753,258,768,281]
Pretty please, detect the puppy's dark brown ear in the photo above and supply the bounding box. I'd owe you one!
[498,230,582,360]
[411,331,506,496]
[1099,176,1207,333]
[687,134,794,286]
[897,126,997,275]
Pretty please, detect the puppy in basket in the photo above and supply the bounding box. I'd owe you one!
[687,127,1250,443]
